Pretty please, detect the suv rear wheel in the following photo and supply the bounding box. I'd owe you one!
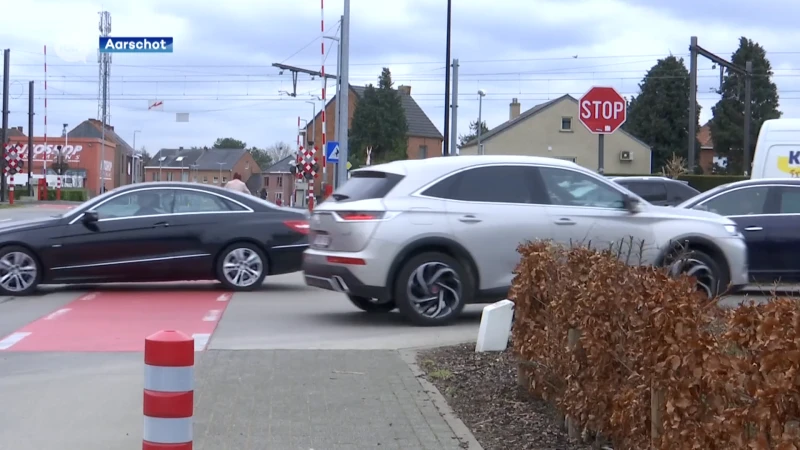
[393,252,470,326]
[347,295,396,313]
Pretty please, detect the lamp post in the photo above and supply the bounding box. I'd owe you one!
[442,0,453,156]
[217,162,225,186]
[305,101,317,146]
[477,89,486,155]
[132,130,141,183]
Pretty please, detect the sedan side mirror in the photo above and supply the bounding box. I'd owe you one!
[83,210,99,223]
[622,195,640,213]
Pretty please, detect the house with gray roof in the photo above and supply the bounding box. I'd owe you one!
[459,94,652,174]
[67,118,138,186]
[144,147,261,191]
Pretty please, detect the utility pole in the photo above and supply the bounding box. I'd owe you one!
[27,81,34,197]
[442,0,453,156]
[98,11,112,194]
[1,49,9,202]
[337,0,351,188]
[448,59,459,156]
[688,36,753,175]
[333,15,343,189]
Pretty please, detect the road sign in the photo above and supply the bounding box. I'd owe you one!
[578,86,627,134]
[4,144,22,176]
[326,141,340,163]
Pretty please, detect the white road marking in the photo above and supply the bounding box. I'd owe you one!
[192,333,210,351]
[0,332,31,350]
[79,293,97,301]
[202,310,221,322]
[216,294,230,302]
[43,308,71,320]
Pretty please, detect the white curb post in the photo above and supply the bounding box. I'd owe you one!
[475,299,515,352]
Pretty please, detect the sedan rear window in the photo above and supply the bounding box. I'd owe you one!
[331,171,404,202]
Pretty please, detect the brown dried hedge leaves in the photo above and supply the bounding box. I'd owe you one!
[511,241,800,450]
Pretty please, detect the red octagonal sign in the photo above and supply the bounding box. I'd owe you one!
[578,86,627,134]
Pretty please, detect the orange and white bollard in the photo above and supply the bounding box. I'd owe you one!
[8,175,14,205]
[143,330,194,450]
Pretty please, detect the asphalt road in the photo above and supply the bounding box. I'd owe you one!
[0,203,791,449]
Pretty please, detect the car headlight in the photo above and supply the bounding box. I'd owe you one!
[724,224,739,236]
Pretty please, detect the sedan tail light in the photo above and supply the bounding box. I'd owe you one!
[334,211,385,221]
[283,220,309,234]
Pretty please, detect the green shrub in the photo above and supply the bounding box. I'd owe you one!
[676,175,749,192]
[44,188,88,202]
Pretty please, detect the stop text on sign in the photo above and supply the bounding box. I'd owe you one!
[580,100,625,121]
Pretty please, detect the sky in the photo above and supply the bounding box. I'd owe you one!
[1,0,799,159]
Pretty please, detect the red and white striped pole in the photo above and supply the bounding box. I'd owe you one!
[8,174,14,205]
[43,46,48,178]
[143,330,194,450]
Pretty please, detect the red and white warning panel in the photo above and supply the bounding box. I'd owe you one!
[0,291,232,352]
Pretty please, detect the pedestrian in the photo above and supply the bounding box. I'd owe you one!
[259,187,267,200]
[224,172,251,194]
[275,197,282,206]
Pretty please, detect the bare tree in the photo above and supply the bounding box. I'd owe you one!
[266,141,294,161]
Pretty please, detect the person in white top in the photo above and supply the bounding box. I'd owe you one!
[224,172,251,194]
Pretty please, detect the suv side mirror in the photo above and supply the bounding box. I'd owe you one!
[83,210,99,223]
[622,195,640,213]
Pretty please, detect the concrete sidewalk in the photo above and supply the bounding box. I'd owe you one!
[193,349,475,450]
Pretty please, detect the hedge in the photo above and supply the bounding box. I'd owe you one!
[6,188,89,202]
[512,241,800,449]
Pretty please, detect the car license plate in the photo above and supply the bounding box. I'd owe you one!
[313,234,331,247]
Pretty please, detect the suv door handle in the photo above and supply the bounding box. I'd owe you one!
[744,226,763,231]
[458,215,482,224]
[554,218,576,225]
[153,221,170,228]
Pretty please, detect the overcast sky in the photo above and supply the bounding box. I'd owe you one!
[2,0,799,157]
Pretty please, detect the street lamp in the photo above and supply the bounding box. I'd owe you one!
[132,130,141,183]
[477,89,486,155]
[217,162,225,186]
[305,101,317,146]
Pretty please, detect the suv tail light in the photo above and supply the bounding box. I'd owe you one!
[283,220,309,234]
[334,211,385,221]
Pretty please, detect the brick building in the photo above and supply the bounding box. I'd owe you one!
[303,84,443,197]
[262,155,296,205]
[696,122,717,173]
[68,119,138,189]
[144,147,261,192]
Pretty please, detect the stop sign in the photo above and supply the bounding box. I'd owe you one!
[578,86,627,134]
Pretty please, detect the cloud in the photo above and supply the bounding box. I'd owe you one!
[0,0,797,159]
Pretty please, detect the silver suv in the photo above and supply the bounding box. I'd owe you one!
[303,156,748,326]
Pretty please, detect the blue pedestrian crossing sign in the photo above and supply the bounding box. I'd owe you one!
[326,141,340,163]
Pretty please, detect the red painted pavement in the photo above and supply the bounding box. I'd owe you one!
[0,290,232,352]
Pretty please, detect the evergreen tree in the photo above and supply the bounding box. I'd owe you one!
[624,55,700,171]
[458,120,490,148]
[348,68,409,168]
[709,37,781,174]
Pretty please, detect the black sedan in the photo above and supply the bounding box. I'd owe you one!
[677,178,800,283]
[0,182,309,295]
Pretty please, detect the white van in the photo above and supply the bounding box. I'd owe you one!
[750,118,800,178]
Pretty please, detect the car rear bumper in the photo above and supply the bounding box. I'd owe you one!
[302,258,389,300]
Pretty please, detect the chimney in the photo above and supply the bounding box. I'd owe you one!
[15,126,22,133]
[397,85,411,95]
[178,146,184,150]
[510,98,521,120]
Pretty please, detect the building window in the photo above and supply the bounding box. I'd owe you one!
[277,176,283,187]
[213,176,219,184]
[265,177,269,187]
[419,145,428,159]
[222,177,228,183]
[203,176,208,183]
[167,172,174,181]
[152,173,157,181]
[275,192,283,202]
[561,117,572,131]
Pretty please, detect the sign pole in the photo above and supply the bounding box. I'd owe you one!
[598,134,605,174]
